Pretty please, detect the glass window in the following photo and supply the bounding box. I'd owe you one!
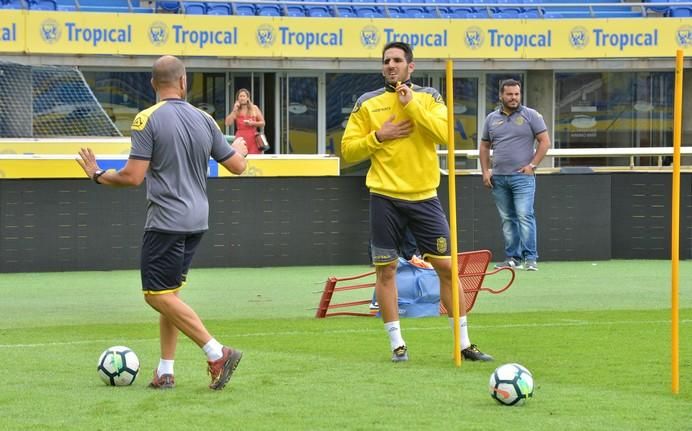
[325,73,382,172]
[187,72,226,131]
[82,71,155,136]
[555,71,674,167]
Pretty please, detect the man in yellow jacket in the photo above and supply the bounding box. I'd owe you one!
[342,41,493,363]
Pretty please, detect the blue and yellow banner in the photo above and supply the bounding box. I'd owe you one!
[0,10,690,59]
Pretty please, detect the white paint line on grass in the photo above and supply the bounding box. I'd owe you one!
[0,318,689,349]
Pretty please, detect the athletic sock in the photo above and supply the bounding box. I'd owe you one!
[157,359,174,377]
[384,320,405,351]
[449,316,471,350]
[202,338,224,361]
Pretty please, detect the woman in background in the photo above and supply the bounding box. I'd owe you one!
[225,88,267,154]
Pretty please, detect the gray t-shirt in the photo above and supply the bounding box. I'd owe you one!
[481,105,547,175]
[130,98,234,233]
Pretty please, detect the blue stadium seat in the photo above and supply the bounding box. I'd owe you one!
[184,2,206,14]
[234,2,255,15]
[668,6,692,16]
[257,3,282,16]
[538,0,642,19]
[207,2,231,15]
[303,0,333,17]
[29,0,57,10]
[326,0,356,17]
[351,0,385,18]
[284,2,306,16]
[395,0,438,18]
[1,0,25,9]
[431,0,484,18]
[644,0,671,13]
[157,1,180,13]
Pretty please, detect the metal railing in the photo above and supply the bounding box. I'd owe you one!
[437,146,692,173]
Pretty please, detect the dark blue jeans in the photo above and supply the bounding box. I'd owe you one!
[491,174,538,261]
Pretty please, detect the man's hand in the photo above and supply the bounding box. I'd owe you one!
[482,170,493,188]
[232,137,248,157]
[76,147,101,179]
[376,115,412,142]
[395,81,413,106]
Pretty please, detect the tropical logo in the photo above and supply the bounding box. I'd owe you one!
[148,21,168,46]
[40,19,60,44]
[464,27,484,49]
[360,25,379,49]
[256,24,275,48]
[676,26,692,48]
[569,27,589,49]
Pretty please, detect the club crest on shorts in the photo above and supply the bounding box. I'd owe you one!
[436,237,447,254]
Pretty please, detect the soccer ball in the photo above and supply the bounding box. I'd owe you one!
[97,346,140,386]
[488,363,534,406]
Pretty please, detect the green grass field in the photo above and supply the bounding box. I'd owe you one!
[0,261,690,430]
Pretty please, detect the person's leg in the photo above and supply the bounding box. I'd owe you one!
[145,293,213,347]
[511,175,538,263]
[141,231,242,389]
[491,175,521,263]
[409,197,493,362]
[370,195,407,361]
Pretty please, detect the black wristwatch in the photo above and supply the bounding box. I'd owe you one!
[93,169,106,184]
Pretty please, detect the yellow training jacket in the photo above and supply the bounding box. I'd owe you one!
[341,84,448,201]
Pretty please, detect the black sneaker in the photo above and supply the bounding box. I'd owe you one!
[391,345,409,362]
[461,344,494,362]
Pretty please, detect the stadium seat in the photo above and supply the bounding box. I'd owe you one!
[284,2,306,16]
[28,0,57,10]
[643,0,672,14]
[257,3,282,16]
[668,6,692,16]
[1,0,25,9]
[184,2,206,14]
[395,0,438,18]
[303,0,333,17]
[157,1,180,13]
[207,2,231,15]
[326,0,356,17]
[432,0,485,18]
[234,2,255,15]
[351,0,385,18]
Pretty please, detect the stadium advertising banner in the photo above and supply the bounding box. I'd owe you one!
[0,11,24,53]
[4,11,692,59]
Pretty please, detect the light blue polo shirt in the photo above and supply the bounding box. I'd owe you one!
[481,105,547,175]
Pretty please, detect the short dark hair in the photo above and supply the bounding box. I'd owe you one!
[499,79,521,94]
[382,41,413,64]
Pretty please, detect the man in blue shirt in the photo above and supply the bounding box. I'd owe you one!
[479,79,551,271]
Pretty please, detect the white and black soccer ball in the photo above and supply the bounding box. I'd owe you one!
[488,363,534,406]
[97,346,140,386]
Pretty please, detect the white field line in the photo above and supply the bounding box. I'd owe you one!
[0,318,690,349]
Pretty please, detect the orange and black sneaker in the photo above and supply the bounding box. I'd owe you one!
[207,346,243,390]
[148,369,175,389]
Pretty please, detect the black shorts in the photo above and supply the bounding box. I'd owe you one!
[140,230,204,294]
[369,194,450,265]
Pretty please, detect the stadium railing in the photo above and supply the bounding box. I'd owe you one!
[4,0,692,18]
[438,146,692,172]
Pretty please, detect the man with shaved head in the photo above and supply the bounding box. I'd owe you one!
[77,55,248,391]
